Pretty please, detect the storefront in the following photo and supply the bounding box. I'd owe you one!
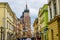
[7,32,14,40]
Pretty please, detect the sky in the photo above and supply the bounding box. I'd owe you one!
[0,0,48,32]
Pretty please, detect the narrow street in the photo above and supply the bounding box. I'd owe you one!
[17,37,39,40]
[17,38,32,40]
[0,0,60,40]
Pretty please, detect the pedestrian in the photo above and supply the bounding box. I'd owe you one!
[17,38,20,40]
[26,38,31,40]
[31,37,34,40]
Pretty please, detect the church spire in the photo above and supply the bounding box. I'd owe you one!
[26,4,27,9]
[23,1,29,13]
[26,1,28,9]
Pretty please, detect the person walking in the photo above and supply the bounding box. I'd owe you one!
[26,38,31,40]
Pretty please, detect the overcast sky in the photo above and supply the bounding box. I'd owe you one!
[0,0,48,32]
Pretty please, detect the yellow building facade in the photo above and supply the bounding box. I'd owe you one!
[48,17,60,40]
[0,2,17,40]
[38,9,41,35]
[48,0,60,40]
[20,20,23,38]
[33,18,38,39]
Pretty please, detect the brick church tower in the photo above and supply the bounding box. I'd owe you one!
[20,4,31,38]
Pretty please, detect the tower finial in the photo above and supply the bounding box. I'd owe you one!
[24,0,29,12]
[26,0,28,9]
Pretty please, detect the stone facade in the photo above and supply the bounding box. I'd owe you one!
[33,18,38,40]
[0,2,17,40]
[48,0,60,40]
[33,18,38,37]
[48,16,60,40]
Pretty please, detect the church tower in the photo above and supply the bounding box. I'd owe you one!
[20,3,31,38]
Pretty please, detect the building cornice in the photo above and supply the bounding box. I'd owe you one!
[0,2,16,19]
[48,15,60,24]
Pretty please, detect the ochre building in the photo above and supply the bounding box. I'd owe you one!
[48,0,60,40]
[0,2,17,40]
